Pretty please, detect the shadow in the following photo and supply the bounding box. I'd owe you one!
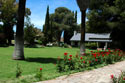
[25,57,62,64]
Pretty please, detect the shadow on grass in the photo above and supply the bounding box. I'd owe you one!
[25,57,62,64]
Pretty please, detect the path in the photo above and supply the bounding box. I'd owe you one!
[37,60,125,83]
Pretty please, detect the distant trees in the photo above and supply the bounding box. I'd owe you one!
[24,17,36,46]
[24,17,43,46]
[43,7,78,45]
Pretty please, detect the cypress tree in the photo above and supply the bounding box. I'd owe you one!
[43,6,50,45]
[75,11,77,23]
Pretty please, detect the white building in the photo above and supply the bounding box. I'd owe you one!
[70,31,112,49]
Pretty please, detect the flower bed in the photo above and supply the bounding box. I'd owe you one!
[56,49,125,72]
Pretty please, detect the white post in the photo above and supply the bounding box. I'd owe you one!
[106,42,108,49]
[104,42,108,50]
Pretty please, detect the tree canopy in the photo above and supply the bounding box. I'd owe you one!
[0,0,31,46]
[43,7,78,45]
[88,0,125,49]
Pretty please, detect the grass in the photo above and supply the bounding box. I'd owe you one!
[0,46,93,82]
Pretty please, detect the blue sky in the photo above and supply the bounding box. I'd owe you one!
[26,0,82,31]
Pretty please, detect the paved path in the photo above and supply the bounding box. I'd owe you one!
[37,60,125,83]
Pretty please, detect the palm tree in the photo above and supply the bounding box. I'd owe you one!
[13,0,26,60]
[76,0,90,55]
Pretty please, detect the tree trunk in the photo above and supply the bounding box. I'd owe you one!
[80,9,86,55]
[13,0,26,60]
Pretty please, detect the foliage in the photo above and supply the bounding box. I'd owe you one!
[35,68,43,81]
[75,11,77,23]
[43,6,51,45]
[0,0,17,45]
[56,48,124,72]
[88,0,125,49]
[111,71,125,83]
[0,0,31,45]
[43,7,78,45]
[24,18,36,46]
[0,47,124,82]
[16,63,22,78]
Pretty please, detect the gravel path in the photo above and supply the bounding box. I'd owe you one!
[37,60,125,83]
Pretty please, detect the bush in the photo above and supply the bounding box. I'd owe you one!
[56,49,125,72]
[35,68,43,81]
[16,63,22,78]
[111,71,125,83]
[24,23,36,46]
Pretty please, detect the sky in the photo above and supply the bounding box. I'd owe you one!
[25,0,82,31]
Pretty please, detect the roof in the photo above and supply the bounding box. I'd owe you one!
[70,33,112,42]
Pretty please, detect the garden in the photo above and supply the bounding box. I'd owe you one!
[0,0,125,83]
[0,46,124,83]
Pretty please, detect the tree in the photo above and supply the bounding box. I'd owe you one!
[75,11,77,23]
[110,0,125,49]
[76,0,90,55]
[88,0,125,49]
[48,7,77,45]
[13,0,26,60]
[43,6,51,45]
[63,12,76,44]
[87,0,113,33]
[0,0,17,45]
[0,0,31,45]
[24,17,36,46]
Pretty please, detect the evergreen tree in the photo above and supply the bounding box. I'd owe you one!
[43,6,51,45]
[43,7,78,45]
[88,0,125,49]
[75,11,77,23]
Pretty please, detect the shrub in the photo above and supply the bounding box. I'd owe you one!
[24,23,36,46]
[16,63,22,78]
[35,68,43,81]
[111,71,125,83]
[56,48,124,72]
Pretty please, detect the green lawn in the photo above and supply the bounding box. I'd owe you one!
[0,46,92,82]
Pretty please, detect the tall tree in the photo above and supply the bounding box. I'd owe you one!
[43,6,51,45]
[13,0,26,60]
[76,0,90,55]
[110,0,125,49]
[88,0,125,49]
[75,11,77,23]
[87,0,113,33]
